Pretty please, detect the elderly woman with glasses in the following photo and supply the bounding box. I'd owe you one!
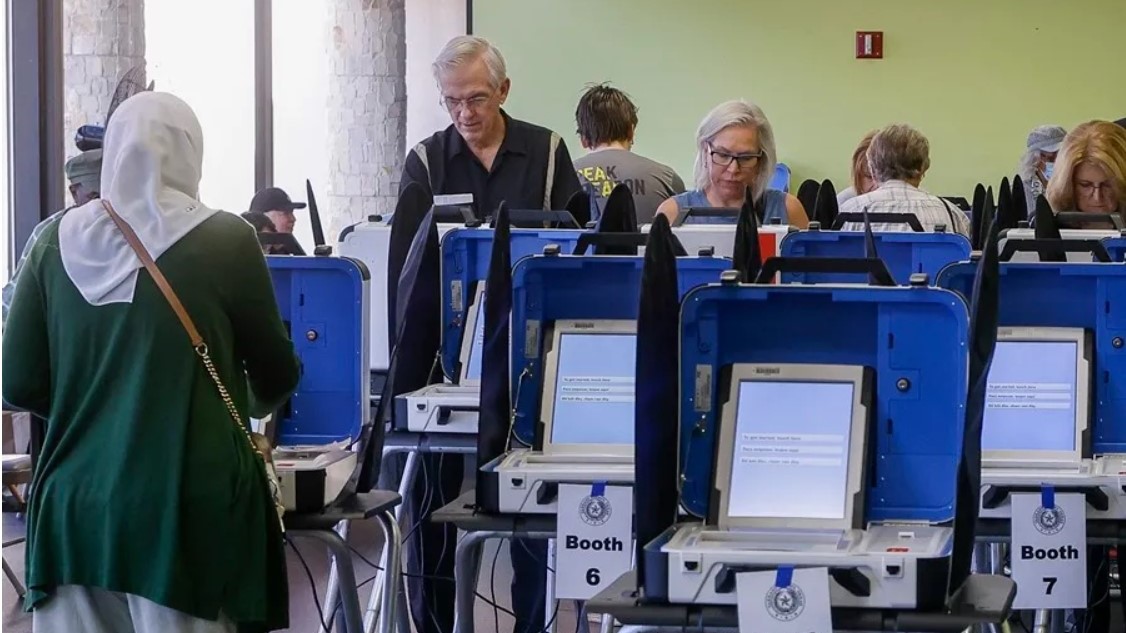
[1046,120,1126,228]
[657,99,808,227]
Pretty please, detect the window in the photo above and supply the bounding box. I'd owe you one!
[146,0,255,216]
[272,0,328,249]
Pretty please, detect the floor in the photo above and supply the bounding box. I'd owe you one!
[2,512,590,633]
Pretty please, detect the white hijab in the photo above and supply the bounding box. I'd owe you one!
[59,92,219,305]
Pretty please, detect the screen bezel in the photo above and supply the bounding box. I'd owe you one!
[981,326,1090,466]
[538,319,637,455]
[458,283,486,387]
[712,363,870,531]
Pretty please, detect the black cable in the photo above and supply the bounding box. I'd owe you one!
[287,540,333,633]
[490,538,503,633]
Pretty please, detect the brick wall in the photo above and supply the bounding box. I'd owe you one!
[63,0,146,160]
[326,0,406,239]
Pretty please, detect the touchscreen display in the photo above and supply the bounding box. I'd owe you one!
[549,332,636,445]
[726,380,855,520]
[982,340,1078,452]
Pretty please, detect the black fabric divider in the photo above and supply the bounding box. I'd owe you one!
[861,205,883,286]
[633,214,682,587]
[358,207,440,491]
[1011,175,1028,224]
[970,184,986,250]
[732,190,761,282]
[476,203,513,493]
[754,257,896,286]
[947,208,1000,602]
[386,182,433,345]
[565,189,592,228]
[796,179,820,222]
[1033,195,1066,262]
[997,177,1013,231]
[813,179,839,229]
[595,184,641,254]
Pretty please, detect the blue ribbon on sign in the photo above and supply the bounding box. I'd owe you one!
[591,481,607,497]
[775,565,794,588]
[1041,484,1055,509]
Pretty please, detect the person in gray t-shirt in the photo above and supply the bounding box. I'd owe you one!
[572,84,685,224]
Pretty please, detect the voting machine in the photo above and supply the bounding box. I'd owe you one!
[265,256,370,512]
[997,228,1120,263]
[644,280,971,609]
[393,227,585,434]
[478,251,731,515]
[937,261,1126,521]
[779,228,971,285]
[338,218,462,394]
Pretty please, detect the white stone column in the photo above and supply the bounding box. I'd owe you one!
[63,0,145,159]
[326,0,407,238]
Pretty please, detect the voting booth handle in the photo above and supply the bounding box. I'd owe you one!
[998,238,1112,262]
[1041,484,1055,510]
[832,212,926,232]
[754,256,897,287]
[493,209,581,229]
[774,565,794,588]
[573,232,689,257]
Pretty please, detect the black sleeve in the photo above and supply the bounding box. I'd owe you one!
[550,137,584,211]
[399,145,433,198]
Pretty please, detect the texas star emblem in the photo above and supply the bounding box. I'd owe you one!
[1033,504,1066,536]
[764,584,806,621]
[579,494,612,526]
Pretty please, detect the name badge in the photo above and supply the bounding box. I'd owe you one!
[736,566,832,633]
[1010,489,1087,609]
[554,482,632,600]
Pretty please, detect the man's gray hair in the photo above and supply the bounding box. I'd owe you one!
[432,35,508,90]
[693,99,777,202]
[866,124,931,184]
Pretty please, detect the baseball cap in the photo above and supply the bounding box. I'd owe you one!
[249,187,307,214]
[1026,125,1067,153]
[64,149,103,192]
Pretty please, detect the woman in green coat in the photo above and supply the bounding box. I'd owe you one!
[2,92,300,632]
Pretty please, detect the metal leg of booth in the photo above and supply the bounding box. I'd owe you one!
[364,448,419,633]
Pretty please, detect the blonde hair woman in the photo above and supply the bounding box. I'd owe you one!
[1046,120,1126,226]
[837,130,878,205]
[656,99,808,227]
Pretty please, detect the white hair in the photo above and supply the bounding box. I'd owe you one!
[431,35,508,90]
[693,99,777,202]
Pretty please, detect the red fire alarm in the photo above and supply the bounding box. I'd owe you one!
[856,31,883,59]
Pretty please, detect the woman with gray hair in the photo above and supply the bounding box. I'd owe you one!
[839,123,970,235]
[1018,124,1067,213]
[656,99,807,227]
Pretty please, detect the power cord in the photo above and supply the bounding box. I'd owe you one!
[490,537,503,633]
[287,539,333,633]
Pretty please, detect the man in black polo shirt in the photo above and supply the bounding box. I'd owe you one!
[399,35,581,633]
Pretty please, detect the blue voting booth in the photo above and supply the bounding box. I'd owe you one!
[779,230,971,285]
[508,253,730,447]
[266,256,369,445]
[671,282,970,520]
[1103,236,1126,262]
[937,261,1126,453]
[439,227,585,382]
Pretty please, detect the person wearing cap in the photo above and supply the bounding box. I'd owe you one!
[65,148,103,206]
[1017,125,1067,214]
[3,149,105,324]
[248,187,305,234]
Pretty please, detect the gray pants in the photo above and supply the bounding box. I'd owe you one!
[33,585,236,633]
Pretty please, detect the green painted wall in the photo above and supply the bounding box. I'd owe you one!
[475,0,1125,198]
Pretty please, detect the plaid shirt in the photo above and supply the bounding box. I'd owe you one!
[2,209,68,325]
[839,180,971,237]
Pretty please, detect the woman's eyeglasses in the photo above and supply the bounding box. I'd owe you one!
[709,144,763,169]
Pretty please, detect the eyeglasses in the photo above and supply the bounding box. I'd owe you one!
[440,94,491,113]
[708,144,763,169]
[1077,181,1115,197]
